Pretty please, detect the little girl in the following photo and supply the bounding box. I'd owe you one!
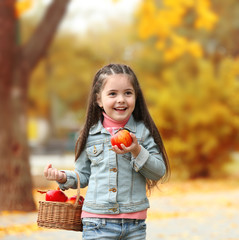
[44,63,170,240]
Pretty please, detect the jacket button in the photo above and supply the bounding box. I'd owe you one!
[110,168,117,172]
[109,208,117,212]
[109,188,117,192]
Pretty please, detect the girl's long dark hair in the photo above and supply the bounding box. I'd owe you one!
[75,63,170,190]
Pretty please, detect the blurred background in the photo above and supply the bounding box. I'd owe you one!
[1,0,239,238]
[1,0,239,225]
[22,0,239,180]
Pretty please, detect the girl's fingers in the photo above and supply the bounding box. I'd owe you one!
[44,163,52,177]
[53,168,58,177]
[50,168,58,180]
[130,133,137,143]
[112,144,128,154]
[120,144,127,151]
[54,169,61,181]
[58,171,64,181]
[43,164,61,181]
[112,145,119,152]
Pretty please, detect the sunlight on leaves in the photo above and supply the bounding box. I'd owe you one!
[0,223,41,238]
[15,0,32,18]
[148,58,239,178]
[136,0,218,61]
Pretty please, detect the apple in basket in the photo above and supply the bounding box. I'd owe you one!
[111,128,132,150]
[66,195,84,205]
[37,187,68,202]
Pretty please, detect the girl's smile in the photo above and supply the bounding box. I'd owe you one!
[97,74,136,122]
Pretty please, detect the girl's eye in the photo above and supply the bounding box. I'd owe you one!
[125,91,133,96]
[109,92,116,96]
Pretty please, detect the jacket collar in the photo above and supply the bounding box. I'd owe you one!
[89,115,137,135]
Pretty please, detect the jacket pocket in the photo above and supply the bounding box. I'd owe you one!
[86,143,104,165]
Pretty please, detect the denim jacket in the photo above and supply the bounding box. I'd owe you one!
[59,115,166,214]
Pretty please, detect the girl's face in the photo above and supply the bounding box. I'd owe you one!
[97,74,136,122]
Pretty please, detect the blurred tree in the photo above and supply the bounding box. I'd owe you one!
[150,57,239,178]
[134,0,239,178]
[136,0,218,61]
[0,0,70,211]
[206,0,239,61]
[26,22,133,136]
[135,0,239,63]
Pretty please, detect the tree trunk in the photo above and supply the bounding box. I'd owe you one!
[0,0,70,211]
[0,0,22,211]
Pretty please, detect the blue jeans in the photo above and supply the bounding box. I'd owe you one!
[82,218,146,240]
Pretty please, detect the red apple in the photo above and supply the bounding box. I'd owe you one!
[38,188,68,202]
[66,195,84,205]
[111,129,132,150]
[46,190,68,202]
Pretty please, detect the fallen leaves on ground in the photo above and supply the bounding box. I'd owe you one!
[0,178,238,237]
[0,223,40,238]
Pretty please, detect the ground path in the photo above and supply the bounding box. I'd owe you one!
[1,179,239,239]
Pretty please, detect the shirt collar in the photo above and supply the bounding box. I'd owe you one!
[89,115,137,135]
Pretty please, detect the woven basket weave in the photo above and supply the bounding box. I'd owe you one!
[37,171,83,231]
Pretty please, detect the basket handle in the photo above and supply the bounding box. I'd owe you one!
[74,171,81,207]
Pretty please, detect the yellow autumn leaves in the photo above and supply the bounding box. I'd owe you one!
[0,223,39,238]
[136,0,218,61]
[134,0,239,178]
[15,0,32,18]
[162,34,203,62]
[148,57,239,178]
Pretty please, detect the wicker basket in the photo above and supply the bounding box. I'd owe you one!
[37,171,83,231]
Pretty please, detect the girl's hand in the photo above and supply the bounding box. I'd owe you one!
[112,133,141,158]
[44,163,66,183]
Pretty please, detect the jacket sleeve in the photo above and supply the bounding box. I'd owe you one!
[58,149,91,190]
[130,126,166,181]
